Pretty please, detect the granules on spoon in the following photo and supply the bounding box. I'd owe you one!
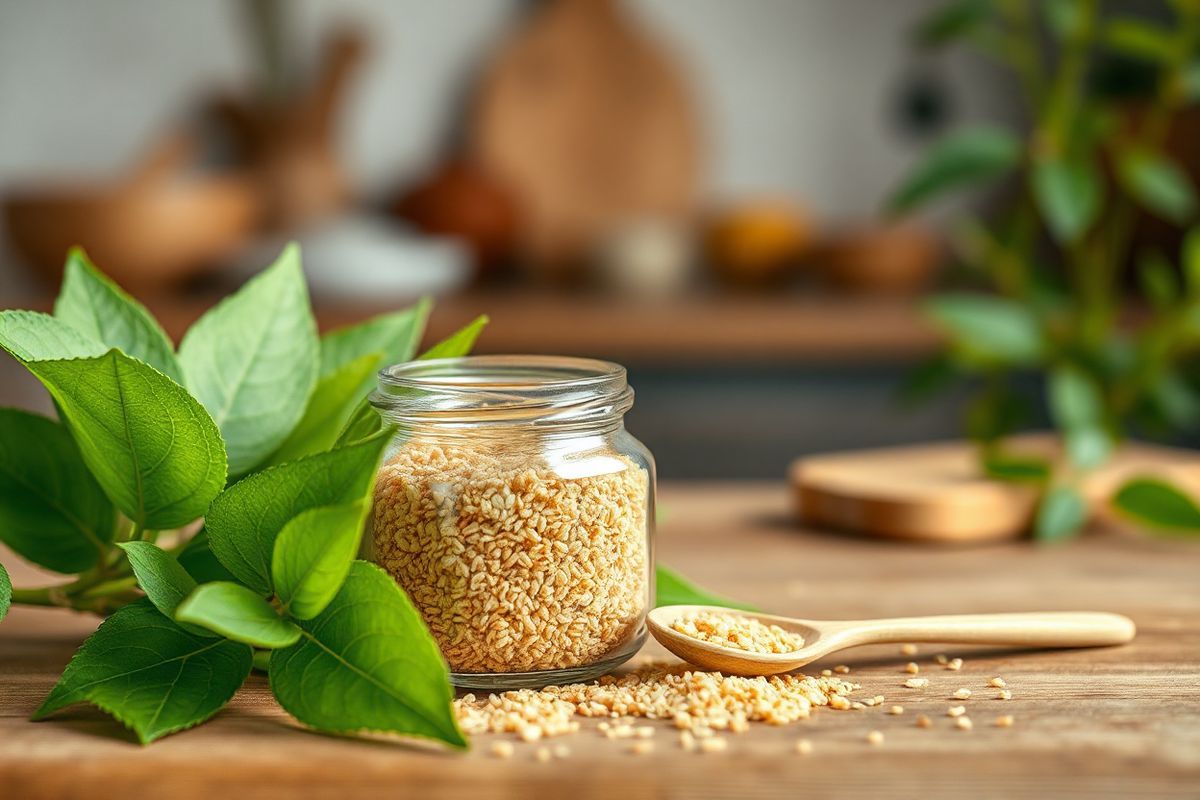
[669,610,804,654]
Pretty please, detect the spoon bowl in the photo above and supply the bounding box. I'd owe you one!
[647,605,1136,676]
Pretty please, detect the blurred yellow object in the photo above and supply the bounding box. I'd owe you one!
[704,200,813,287]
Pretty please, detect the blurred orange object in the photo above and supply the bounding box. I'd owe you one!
[818,222,941,295]
[392,159,520,279]
[3,133,260,291]
[704,200,814,287]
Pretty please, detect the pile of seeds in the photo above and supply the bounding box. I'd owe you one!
[372,441,649,673]
[669,610,804,654]
[454,660,858,741]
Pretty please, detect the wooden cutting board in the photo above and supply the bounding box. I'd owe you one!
[469,0,700,280]
[790,435,1200,543]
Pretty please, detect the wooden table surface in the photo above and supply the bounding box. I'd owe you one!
[2,482,1198,799]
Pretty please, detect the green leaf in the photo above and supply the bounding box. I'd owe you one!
[33,600,252,744]
[265,353,382,466]
[20,350,226,530]
[117,542,210,637]
[1184,60,1200,102]
[252,649,272,672]
[333,397,383,448]
[1104,19,1176,63]
[1151,371,1200,428]
[320,299,431,378]
[0,408,114,573]
[176,582,301,648]
[272,502,366,620]
[982,453,1051,483]
[913,0,988,48]
[1112,477,1200,535]
[897,354,961,406]
[1033,159,1101,244]
[0,562,11,622]
[270,561,465,747]
[53,248,181,381]
[179,243,318,476]
[177,529,238,584]
[1048,366,1111,468]
[1035,486,1087,541]
[418,315,489,360]
[655,565,758,611]
[887,127,1021,214]
[1183,227,1200,294]
[205,432,389,594]
[0,310,106,361]
[926,294,1044,365]
[1042,0,1084,39]
[1138,251,1179,308]
[1119,150,1197,224]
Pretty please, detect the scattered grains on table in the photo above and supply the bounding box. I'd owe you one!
[834,665,851,674]
[994,715,1015,728]
[679,731,696,751]
[669,610,804,654]
[953,688,972,700]
[535,747,552,763]
[628,741,655,756]
[901,643,919,656]
[955,716,974,731]
[634,726,655,739]
[455,661,858,740]
[851,701,867,710]
[947,706,966,718]
[935,654,949,665]
[997,690,1013,701]
[989,677,1007,688]
[553,744,571,758]
[866,730,884,745]
[699,738,728,753]
[915,714,932,729]
[795,739,813,755]
[372,443,649,673]
[905,662,920,674]
[491,741,515,758]
[887,705,904,715]
[821,669,833,677]
[946,658,964,671]
[903,678,929,689]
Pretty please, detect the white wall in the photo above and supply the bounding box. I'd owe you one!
[0,0,1013,286]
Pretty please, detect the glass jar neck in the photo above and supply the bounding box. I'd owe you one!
[370,355,634,436]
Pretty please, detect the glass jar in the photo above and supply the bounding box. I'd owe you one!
[365,355,655,689]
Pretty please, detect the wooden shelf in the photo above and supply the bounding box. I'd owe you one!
[4,290,939,363]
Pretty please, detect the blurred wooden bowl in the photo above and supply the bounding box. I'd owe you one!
[5,176,261,291]
[704,199,815,288]
[818,222,941,295]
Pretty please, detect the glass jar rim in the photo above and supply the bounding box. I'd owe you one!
[370,354,633,426]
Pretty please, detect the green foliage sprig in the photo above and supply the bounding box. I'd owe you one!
[0,245,481,745]
[892,0,1200,539]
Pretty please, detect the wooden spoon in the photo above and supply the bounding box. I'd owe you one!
[647,605,1136,676]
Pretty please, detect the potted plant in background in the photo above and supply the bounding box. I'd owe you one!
[890,0,1200,539]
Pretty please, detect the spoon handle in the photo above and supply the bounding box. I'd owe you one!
[835,612,1135,649]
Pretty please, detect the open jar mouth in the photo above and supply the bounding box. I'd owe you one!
[370,354,634,427]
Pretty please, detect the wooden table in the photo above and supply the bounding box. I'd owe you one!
[2,482,1198,799]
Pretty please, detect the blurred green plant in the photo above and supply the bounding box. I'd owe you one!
[891,0,1200,539]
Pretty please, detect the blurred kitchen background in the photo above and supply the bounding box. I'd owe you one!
[0,0,1185,479]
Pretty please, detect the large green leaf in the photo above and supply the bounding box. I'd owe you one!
[177,529,238,584]
[1112,477,1200,535]
[1048,366,1111,469]
[270,561,465,747]
[1183,227,1200,295]
[319,299,431,379]
[179,244,318,476]
[33,600,252,744]
[265,353,382,466]
[1119,150,1197,224]
[20,351,227,530]
[204,433,389,594]
[117,542,210,637]
[176,582,301,648]
[1035,486,1087,541]
[926,294,1044,365]
[887,127,1021,213]
[1033,159,1101,244]
[0,562,11,622]
[0,409,114,573]
[655,565,758,611]
[272,502,365,620]
[1104,19,1176,63]
[417,315,488,361]
[0,310,106,361]
[53,248,181,381]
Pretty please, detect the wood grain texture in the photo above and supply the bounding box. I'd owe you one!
[2,482,1198,799]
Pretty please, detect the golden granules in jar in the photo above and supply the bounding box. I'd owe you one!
[372,442,649,673]
[668,611,804,654]
[454,661,857,739]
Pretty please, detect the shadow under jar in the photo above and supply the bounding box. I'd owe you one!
[366,355,656,689]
